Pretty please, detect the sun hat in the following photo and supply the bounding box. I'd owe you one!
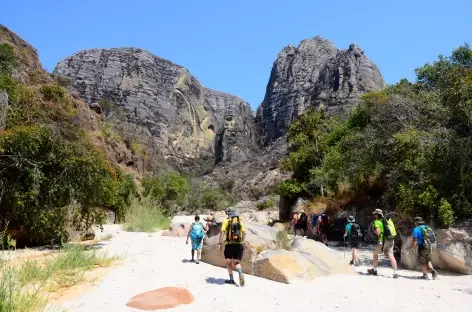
[347,215,355,223]
[372,209,384,217]
[414,216,425,224]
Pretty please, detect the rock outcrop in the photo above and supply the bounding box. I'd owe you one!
[256,36,385,144]
[0,90,7,130]
[162,223,191,238]
[53,48,258,172]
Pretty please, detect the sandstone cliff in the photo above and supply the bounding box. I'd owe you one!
[53,48,258,172]
[256,36,385,144]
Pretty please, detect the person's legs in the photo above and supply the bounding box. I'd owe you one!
[368,243,381,275]
[234,244,245,286]
[354,248,359,265]
[383,240,398,277]
[224,244,235,284]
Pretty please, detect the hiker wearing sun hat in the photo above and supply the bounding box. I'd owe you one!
[410,216,438,280]
[344,215,362,266]
[367,209,399,278]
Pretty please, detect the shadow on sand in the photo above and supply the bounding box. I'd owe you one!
[205,277,229,285]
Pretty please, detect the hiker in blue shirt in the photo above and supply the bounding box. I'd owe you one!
[343,216,361,266]
[410,216,438,280]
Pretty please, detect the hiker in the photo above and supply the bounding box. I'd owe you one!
[410,216,438,280]
[317,213,331,245]
[367,209,398,278]
[311,214,319,238]
[218,207,246,286]
[294,211,308,236]
[186,215,205,264]
[292,211,299,234]
[203,212,216,231]
[344,215,361,266]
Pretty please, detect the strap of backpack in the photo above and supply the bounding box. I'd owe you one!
[226,218,232,242]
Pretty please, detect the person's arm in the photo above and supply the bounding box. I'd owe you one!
[344,224,348,238]
[374,222,381,236]
[186,223,192,244]
[241,223,246,242]
[218,220,226,251]
[411,238,418,249]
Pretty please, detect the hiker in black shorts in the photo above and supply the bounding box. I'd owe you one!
[218,208,246,286]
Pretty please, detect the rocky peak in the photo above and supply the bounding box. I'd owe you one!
[256,36,385,144]
[53,47,258,172]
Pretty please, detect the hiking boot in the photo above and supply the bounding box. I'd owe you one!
[393,273,399,279]
[224,279,236,285]
[195,260,200,264]
[419,274,429,280]
[354,262,361,267]
[367,268,378,276]
[349,260,354,265]
[431,270,438,280]
[190,259,195,263]
[239,274,245,287]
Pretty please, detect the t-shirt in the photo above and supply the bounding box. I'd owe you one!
[373,219,384,242]
[221,217,246,245]
[345,223,352,239]
[413,225,425,246]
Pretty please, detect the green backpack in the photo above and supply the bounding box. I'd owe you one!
[382,217,397,239]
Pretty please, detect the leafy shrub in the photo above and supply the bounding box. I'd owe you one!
[39,84,65,102]
[256,198,275,211]
[123,197,170,232]
[249,186,264,200]
[0,43,17,74]
[276,180,302,198]
[219,179,235,192]
[438,198,454,227]
[275,230,292,250]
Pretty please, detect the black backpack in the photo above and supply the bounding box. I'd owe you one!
[350,223,362,240]
[321,214,329,225]
[226,216,242,243]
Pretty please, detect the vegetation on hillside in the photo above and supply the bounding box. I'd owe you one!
[278,44,472,227]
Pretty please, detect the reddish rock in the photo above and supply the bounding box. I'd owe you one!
[126,287,194,310]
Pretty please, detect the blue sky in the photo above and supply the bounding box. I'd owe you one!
[2,0,471,109]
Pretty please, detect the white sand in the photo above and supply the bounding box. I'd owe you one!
[50,224,472,312]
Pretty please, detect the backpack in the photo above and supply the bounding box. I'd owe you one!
[350,223,363,240]
[299,212,308,224]
[382,217,397,239]
[420,225,437,249]
[321,214,330,225]
[226,216,242,243]
[190,222,204,240]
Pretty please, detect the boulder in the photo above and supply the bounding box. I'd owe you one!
[254,250,317,284]
[201,222,277,274]
[401,231,472,275]
[162,223,190,238]
[254,238,356,284]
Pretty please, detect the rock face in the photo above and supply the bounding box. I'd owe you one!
[256,36,385,144]
[53,48,258,171]
[0,90,7,130]
[401,229,472,275]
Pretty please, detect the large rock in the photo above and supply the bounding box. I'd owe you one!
[162,223,191,238]
[201,222,277,274]
[53,48,258,172]
[0,90,7,130]
[254,238,356,284]
[401,229,472,275]
[256,36,385,144]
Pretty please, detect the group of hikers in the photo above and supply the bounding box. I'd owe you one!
[343,208,439,280]
[292,211,331,245]
[185,207,440,287]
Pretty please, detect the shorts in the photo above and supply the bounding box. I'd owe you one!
[349,239,360,249]
[224,243,244,260]
[191,238,203,250]
[418,245,432,264]
[374,239,394,256]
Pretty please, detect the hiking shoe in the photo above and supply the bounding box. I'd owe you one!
[190,259,195,263]
[239,274,245,287]
[349,260,354,265]
[431,270,438,280]
[393,273,399,279]
[367,268,378,276]
[195,260,200,264]
[354,263,361,267]
[419,274,429,280]
[224,279,236,285]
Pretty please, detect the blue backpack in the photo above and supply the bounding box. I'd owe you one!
[190,223,204,240]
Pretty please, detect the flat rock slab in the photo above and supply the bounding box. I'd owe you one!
[126,287,194,310]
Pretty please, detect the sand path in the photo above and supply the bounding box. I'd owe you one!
[50,224,472,312]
